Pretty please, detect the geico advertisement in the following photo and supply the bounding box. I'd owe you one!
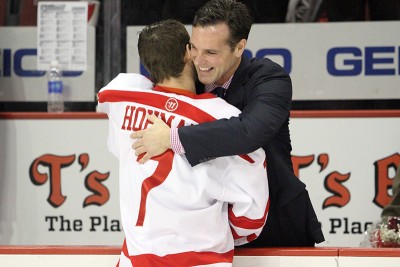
[0,27,95,102]
[0,115,399,247]
[127,21,400,101]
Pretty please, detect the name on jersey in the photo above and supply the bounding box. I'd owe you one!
[120,104,191,131]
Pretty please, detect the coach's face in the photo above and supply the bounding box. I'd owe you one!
[188,23,246,86]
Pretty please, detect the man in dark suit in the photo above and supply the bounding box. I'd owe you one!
[131,0,325,247]
[381,164,400,218]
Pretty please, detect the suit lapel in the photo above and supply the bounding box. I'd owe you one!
[224,55,250,110]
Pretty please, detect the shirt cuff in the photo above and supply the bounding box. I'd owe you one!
[170,128,185,155]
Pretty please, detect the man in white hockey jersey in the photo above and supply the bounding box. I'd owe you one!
[98,20,269,267]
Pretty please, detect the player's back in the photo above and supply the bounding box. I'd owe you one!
[98,73,269,267]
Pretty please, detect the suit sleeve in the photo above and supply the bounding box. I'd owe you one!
[179,63,292,166]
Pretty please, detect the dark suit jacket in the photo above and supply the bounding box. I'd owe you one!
[179,55,325,246]
[179,55,304,206]
[381,164,400,217]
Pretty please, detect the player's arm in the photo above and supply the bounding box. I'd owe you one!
[221,150,269,246]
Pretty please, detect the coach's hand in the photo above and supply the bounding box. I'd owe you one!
[131,114,171,164]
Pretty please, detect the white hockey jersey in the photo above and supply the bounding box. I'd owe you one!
[98,73,269,267]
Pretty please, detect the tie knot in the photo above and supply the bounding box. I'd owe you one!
[212,87,226,98]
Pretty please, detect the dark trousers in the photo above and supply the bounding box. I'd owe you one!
[241,190,324,247]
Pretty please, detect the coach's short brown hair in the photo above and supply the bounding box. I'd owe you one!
[193,0,253,51]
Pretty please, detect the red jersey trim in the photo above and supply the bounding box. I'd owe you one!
[229,197,270,230]
[98,90,216,123]
[153,85,217,100]
[122,239,234,267]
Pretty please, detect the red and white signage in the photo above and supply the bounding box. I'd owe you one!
[0,111,399,247]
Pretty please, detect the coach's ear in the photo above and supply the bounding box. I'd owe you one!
[235,39,247,57]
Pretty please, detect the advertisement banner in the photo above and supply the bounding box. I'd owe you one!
[127,21,400,101]
[0,113,399,247]
[290,116,400,246]
[0,116,122,245]
[0,27,95,102]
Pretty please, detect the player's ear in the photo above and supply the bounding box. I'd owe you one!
[184,48,192,63]
[186,43,193,59]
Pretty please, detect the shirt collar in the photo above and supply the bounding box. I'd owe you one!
[205,75,233,93]
[153,85,196,97]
